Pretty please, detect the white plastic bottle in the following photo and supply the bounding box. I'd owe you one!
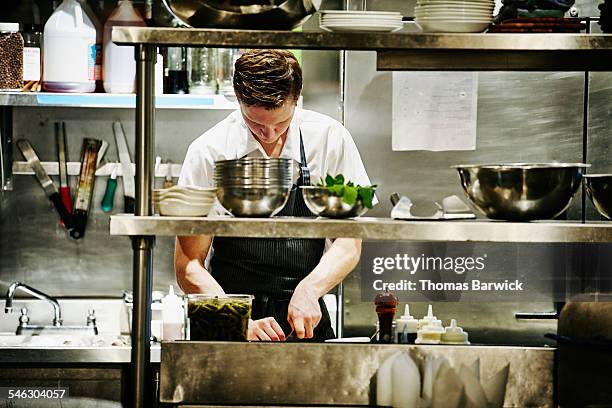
[103,0,146,93]
[161,285,184,341]
[43,0,96,93]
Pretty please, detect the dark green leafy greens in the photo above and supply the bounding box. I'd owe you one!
[317,174,377,209]
[188,298,251,341]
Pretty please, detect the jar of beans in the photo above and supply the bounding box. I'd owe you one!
[0,23,24,91]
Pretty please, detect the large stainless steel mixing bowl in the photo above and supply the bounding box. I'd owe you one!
[301,186,368,218]
[584,174,612,219]
[162,0,321,29]
[453,163,589,221]
[217,185,291,217]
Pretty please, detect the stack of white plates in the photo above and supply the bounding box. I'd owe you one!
[415,0,494,33]
[319,10,403,32]
[153,185,217,217]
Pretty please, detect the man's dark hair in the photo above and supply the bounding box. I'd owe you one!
[233,49,302,109]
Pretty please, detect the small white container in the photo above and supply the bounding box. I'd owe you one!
[43,0,96,92]
[161,285,184,341]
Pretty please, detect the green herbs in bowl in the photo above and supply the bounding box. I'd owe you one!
[301,174,377,218]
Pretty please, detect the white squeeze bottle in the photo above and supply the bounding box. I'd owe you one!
[43,0,96,92]
[161,285,184,341]
[103,0,146,93]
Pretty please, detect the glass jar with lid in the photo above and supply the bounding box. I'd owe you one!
[0,23,24,91]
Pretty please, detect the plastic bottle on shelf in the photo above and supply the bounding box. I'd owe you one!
[161,285,184,341]
[418,304,441,330]
[103,0,146,94]
[440,319,470,345]
[78,0,103,92]
[395,304,418,344]
[43,0,97,92]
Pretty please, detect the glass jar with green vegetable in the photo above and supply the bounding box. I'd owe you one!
[186,294,253,341]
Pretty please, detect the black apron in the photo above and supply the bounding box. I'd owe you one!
[210,131,336,342]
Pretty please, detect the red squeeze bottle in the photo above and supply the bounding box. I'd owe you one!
[375,291,399,344]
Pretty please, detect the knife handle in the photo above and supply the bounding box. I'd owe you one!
[59,187,73,214]
[101,178,117,213]
[124,196,135,214]
[49,192,75,232]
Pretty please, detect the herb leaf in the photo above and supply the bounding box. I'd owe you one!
[316,173,377,209]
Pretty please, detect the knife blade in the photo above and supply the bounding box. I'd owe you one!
[113,121,135,213]
[17,139,75,231]
[55,122,72,216]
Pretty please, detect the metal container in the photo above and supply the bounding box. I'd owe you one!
[216,185,291,217]
[186,294,253,341]
[161,0,321,30]
[453,163,589,221]
[215,157,293,217]
[584,174,612,219]
[301,186,368,218]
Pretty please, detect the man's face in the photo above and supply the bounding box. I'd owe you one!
[240,101,296,145]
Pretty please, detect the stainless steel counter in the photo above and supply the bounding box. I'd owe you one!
[0,345,161,364]
[160,342,555,406]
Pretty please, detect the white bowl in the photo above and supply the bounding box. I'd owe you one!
[416,15,492,21]
[156,198,213,217]
[415,12,492,18]
[416,4,494,9]
[154,185,217,196]
[153,190,216,200]
[416,19,491,32]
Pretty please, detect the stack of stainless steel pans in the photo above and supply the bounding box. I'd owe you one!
[214,157,293,217]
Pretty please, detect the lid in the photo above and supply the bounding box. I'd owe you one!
[418,304,442,328]
[396,304,419,332]
[441,319,470,344]
[374,291,399,314]
[418,319,445,333]
[0,23,20,32]
[163,285,183,305]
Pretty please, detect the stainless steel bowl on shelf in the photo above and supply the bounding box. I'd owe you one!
[214,157,293,217]
[453,163,589,221]
[584,174,612,219]
[216,185,291,217]
[162,0,321,30]
[301,186,368,218]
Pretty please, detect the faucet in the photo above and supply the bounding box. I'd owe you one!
[5,281,62,326]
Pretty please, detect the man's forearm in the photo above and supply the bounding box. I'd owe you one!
[299,238,362,298]
[177,259,225,295]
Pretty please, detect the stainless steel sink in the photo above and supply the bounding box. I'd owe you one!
[0,333,129,347]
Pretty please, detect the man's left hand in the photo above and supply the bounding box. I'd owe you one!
[287,283,321,339]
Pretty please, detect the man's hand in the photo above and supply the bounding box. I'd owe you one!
[287,283,321,339]
[248,317,286,341]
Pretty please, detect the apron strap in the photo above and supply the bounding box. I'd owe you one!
[298,129,310,186]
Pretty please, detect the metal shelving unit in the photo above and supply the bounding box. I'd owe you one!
[0,92,237,109]
[110,215,612,243]
[111,26,612,408]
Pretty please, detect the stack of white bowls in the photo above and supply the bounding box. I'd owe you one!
[415,0,494,33]
[319,10,403,32]
[153,185,217,216]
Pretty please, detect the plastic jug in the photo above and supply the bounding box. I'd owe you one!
[43,0,96,92]
[103,0,146,94]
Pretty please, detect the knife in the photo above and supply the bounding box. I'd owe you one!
[113,121,135,213]
[55,122,72,216]
[17,139,75,231]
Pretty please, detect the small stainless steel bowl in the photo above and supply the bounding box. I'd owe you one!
[216,185,291,217]
[584,174,612,219]
[301,186,368,218]
[453,163,589,221]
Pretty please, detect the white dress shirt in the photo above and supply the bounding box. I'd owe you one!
[179,108,375,194]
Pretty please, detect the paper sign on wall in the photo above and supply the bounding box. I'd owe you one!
[392,72,478,151]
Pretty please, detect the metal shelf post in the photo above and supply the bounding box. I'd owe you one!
[131,44,157,408]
